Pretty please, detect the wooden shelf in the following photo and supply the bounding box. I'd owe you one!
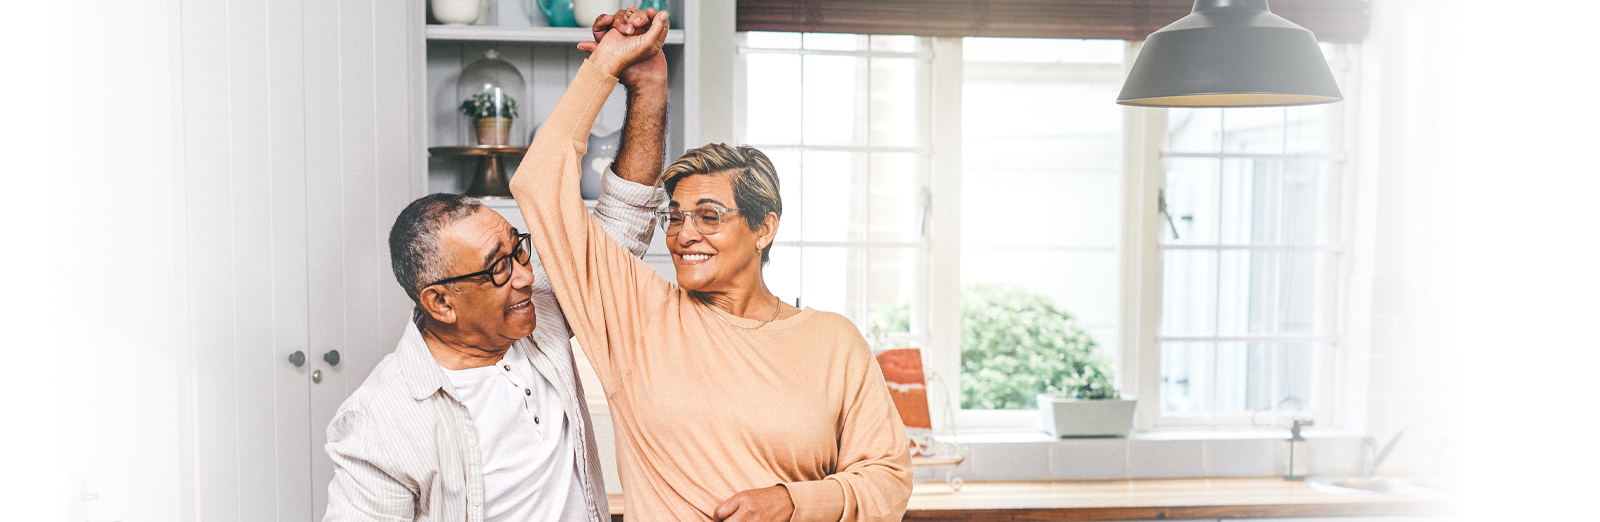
[425,24,686,45]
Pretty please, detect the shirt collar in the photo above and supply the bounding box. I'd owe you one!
[399,311,458,402]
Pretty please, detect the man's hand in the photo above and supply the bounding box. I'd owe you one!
[577,8,669,80]
[712,485,795,522]
[580,7,667,87]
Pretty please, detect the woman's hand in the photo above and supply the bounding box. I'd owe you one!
[577,8,669,80]
[712,485,794,522]
[580,7,667,88]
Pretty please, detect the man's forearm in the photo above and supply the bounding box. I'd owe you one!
[613,80,669,187]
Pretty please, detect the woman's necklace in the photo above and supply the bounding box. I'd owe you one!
[711,295,782,332]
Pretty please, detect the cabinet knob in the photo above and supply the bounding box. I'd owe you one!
[323,350,341,366]
[288,351,306,367]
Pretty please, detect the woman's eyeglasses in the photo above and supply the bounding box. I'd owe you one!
[655,204,741,236]
[424,231,531,288]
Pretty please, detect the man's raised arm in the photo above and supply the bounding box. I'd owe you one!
[584,7,669,258]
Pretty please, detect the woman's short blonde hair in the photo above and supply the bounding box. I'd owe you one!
[661,143,783,265]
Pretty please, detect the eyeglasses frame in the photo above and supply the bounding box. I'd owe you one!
[423,230,532,289]
[655,204,743,237]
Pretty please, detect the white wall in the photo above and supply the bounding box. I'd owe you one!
[0,1,186,521]
[1356,1,1600,520]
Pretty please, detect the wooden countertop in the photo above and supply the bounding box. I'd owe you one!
[606,477,1455,521]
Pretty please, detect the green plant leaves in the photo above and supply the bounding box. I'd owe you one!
[872,283,1116,410]
[458,91,521,119]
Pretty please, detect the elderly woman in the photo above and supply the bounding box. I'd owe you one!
[509,10,912,522]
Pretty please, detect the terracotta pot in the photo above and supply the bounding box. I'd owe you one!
[475,117,512,146]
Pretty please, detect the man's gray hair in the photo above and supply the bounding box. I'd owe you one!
[389,193,485,304]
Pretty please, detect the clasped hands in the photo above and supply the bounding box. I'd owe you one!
[577,6,669,88]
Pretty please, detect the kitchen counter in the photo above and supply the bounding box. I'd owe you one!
[606,477,1455,521]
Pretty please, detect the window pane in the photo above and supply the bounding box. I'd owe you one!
[1161,250,1218,336]
[1278,252,1322,334]
[962,249,1121,330]
[1220,158,1283,244]
[1163,158,1221,244]
[799,151,856,242]
[1231,343,1317,413]
[1223,107,1285,154]
[746,31,801,49]
[1272,343,1316,413]
[865,247,920,335]
[1213,341,1253,413]
[767,149,802,242]
[766,245,803,306]
[800,246,849,313]
[1217,250,1323,336]
[802,55,861,145]
[869,35,917,53]
[959,39,1125,410]
[744,53,801,144]
[869,57,920,148]
[868,153,921,243]
[1167,108,1221,153]
[1161,342,1214,413]
[803,32,863,51]
[1280,160,1324,244]
[1285,105,1331,154]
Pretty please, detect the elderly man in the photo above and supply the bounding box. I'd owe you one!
[320,10,670,522]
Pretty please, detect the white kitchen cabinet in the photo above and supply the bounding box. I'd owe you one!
[176,0,421,520]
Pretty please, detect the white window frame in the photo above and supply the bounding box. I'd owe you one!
[1127,43,1365,432]
[731,33,937,355]
[738,34,1368,435]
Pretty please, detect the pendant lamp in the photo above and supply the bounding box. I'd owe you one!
[1117,0,1342,108]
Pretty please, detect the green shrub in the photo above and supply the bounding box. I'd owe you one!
[873,283,1116,410]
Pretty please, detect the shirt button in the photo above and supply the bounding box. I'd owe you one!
[504,365,510,371]
[524,388,531,396]
[535,416,540,424]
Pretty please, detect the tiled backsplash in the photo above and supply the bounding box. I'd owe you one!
[913,433,1362,483]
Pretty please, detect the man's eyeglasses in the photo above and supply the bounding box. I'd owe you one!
[655,204,741,236]
[425,231,531,288]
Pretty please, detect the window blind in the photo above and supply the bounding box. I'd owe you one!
[735,0,1369,43]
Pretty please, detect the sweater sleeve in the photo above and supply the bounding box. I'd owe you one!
[784,332,914,522]
[509,60,674,393]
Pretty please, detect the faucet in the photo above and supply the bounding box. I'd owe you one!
[1359,427,1404,477]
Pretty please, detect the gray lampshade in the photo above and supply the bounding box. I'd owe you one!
[1117,0,1342,108]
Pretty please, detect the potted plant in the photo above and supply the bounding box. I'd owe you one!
[459,91,520,146]
[1036,362,1136,438]
[872,283,1137,437]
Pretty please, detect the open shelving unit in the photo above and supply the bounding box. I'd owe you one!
[419,0,697,198]
[417,0,696,281]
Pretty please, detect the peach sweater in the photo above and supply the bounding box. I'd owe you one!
[511,61,912,522]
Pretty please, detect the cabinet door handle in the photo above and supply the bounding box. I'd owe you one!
[323,350,341,366]
[289,351,306,367]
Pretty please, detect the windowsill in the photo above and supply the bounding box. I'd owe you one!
[925,429,1367,482]
[949,428,1363,444]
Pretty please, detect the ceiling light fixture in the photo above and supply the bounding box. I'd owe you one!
[1117,0,1343,108]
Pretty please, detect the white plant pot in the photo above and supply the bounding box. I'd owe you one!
[1037,395,1136,438]
[432,0,481,25]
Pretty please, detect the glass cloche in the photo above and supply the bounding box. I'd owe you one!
[456,49,528,146]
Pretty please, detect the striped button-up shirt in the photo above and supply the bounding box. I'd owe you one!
[323,171,662,522]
